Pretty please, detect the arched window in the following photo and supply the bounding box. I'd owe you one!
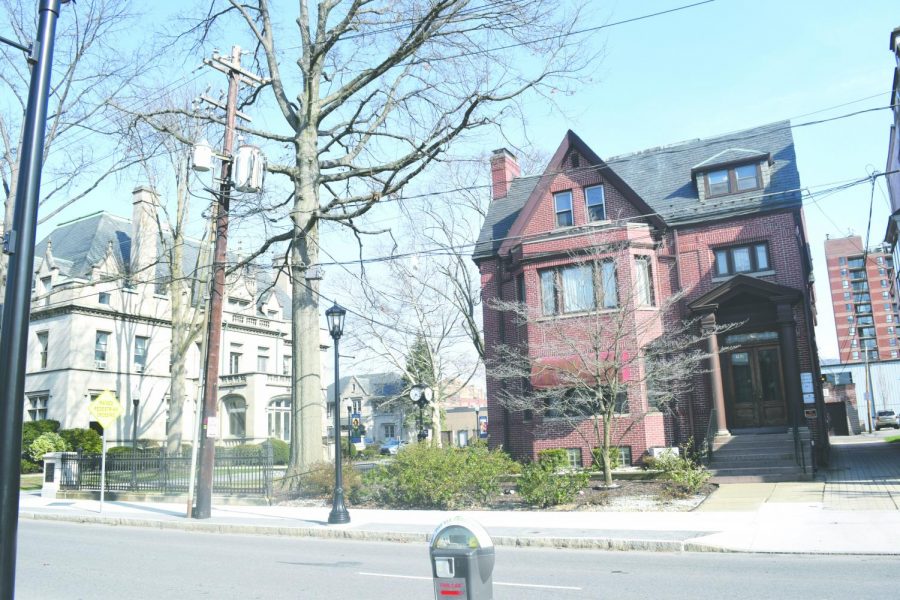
[267,397,291,441]
[223,396,247,439]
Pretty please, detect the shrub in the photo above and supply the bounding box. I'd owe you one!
[591,447,622,473]
[300,461,362,501]
[107,445,154,457]
[20,459,42,474]
[228,443,263,456]
[536,449,568,470]
[29,432,68,462]
[357,444,381,461]
[361,443,515,510]
[58,428,102,455]
[267,439,290,465]
[517,457,589,508]
[654,452,710,498]
[22,420,60,458]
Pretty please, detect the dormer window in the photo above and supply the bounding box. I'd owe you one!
[554,191,573,227]
[704,163,762,197]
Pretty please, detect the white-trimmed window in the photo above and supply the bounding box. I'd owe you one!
[585,185,606,222]
[94,332,109,369]
[134,336,149,372]
[282,354,291,376]
[539,261,617,316]
[554,191,573,227]
[26,393,49,421]
[566,448,582,468]
[635,256,654,306]
[98,292,110,305]
[36,331,48,369]
[267,398,291,441]
[224,396,247,438]
[257,346,269,373]
[852,351,860,360]
[229,352,241,374]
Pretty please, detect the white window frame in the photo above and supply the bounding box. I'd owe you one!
[26,393,49,421]
[94,331,110,369]
[584,185,606,222]
[553,191,573,227]
[36,331,48,369]
[134,336,149,372]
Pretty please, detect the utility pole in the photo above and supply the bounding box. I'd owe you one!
[864,348,875,433]
[193,45,263,519]
[0,1,68,597]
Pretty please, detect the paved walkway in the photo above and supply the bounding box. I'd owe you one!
[17,434,900,555]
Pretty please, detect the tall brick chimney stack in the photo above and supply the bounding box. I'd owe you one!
[490,148,520,200]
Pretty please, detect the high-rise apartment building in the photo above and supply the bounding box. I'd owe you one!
[825,235,898,363]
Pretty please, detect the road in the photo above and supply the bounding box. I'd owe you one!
[16,520,894,599]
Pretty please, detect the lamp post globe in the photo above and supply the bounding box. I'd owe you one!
[327,301,350,524]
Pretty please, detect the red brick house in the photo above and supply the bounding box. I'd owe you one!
[474,122,827,476]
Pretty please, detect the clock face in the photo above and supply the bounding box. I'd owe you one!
[423,387,434,402]
[409,387,423,402]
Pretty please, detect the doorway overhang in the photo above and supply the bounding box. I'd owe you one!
[688,274,802,315]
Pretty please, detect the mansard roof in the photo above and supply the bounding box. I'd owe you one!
[473,121,802,261]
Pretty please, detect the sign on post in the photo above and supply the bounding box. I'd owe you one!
[88,390,123,513]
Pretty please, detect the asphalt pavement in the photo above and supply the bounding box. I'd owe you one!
[18,432,900,555]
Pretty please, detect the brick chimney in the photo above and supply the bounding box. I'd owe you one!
[490,148,520,200]
[131,186,160,283]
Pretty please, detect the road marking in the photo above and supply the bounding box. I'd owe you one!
[358,572,581,591]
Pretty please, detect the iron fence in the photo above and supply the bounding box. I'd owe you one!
[59,443,273,497]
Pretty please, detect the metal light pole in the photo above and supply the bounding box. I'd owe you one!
[326,303,349,524]
[131,396,140,490]
[0,2,68,597]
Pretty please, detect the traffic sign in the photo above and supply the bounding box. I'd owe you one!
[88,390,123,429]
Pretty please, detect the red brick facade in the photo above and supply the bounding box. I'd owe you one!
[477,130,824,466]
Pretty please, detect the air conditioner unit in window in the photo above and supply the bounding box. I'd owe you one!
[647,447,679,459]
[95,361,107,370]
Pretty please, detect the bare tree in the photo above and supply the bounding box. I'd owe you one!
[139,0,595,474]
[490,238,735,486]
[0,0,148,305]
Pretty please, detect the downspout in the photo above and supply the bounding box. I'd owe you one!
[794,209,829,466]
[672,229,696,438]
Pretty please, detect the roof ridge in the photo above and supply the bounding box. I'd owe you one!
[56,210,128,228]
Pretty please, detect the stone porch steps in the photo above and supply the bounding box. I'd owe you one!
[707,432,813,483]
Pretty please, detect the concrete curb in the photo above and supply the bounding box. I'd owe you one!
[20,511,900,556]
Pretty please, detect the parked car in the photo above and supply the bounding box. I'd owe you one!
[379,439,409,455]
[874,410,900,430]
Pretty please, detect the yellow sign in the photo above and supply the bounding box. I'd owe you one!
[88,390,123,430]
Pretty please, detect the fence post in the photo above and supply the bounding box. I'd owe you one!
[159,447,167,494]
[263,440,273,499]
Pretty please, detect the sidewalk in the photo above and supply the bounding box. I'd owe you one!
[18,435,900,556]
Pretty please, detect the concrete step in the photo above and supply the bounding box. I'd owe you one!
[712,450,796,461]
[708,465,806,477]
[709,472,814,483]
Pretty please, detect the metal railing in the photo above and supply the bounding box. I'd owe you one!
[59,444,273,497]
[792,423,807,474]
[702,406,717,466]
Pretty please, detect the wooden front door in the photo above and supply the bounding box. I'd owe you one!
[723,345,788,428]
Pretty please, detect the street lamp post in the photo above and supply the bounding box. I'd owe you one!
[131,396,140,491]
[326,303,350,525]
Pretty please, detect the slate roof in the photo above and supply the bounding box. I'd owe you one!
[34,210,292,319]
[328,372,405,400]
[473,121,802,260]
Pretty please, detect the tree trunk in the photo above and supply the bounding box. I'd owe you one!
[603,413,613,486]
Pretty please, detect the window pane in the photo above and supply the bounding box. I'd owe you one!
[755,244,769,270]
[540,271,557,315]
[585,186,606,221]
[635,257,653,306]
[707,169,729,195]
[735,164,759,190]
[554,191,573,227]
[601,261,618,308]
[732,247,752,272]
[561,265,595,313]
[715,250,729,275]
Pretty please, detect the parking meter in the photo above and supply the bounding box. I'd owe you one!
[429,517,494,600]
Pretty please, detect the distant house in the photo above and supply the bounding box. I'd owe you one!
[24,186,329,450]
[325,373,407,443]
[474,122,827,473]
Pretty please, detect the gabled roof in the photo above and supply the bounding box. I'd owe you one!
[473,121,803,261]
[34,209,292,319]
[328,372,405,399]
[688,274,802,313]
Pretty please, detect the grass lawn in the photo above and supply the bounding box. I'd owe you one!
[20,473,43,491]
[885,434,900,443]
